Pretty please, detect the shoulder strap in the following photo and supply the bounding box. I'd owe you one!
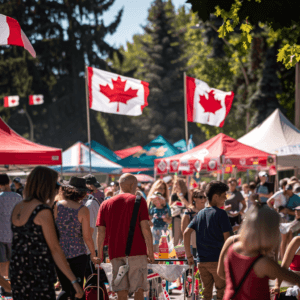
[231,255,263,299]
[29,204,51,222]
[125,194,142,257]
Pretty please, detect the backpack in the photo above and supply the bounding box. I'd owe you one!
[84,272,109,300]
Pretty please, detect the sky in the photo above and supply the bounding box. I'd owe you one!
[102,0,191,48]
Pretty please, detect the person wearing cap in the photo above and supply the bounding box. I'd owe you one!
[54,176,97,300]
[285,184,300,220]
[256,171,274,204]
[12,177,24,198]
[84,174,104,205]
[0,174,22,279]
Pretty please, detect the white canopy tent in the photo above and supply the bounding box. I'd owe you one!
[238,109,300,170]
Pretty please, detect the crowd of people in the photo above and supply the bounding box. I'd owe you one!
[2,167,300,299]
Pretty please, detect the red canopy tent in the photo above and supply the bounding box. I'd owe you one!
[114,146,142,159]
[154,133,275,175]
[0,118,62,169]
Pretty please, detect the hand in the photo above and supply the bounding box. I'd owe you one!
[73,282,84,299]
[239,211,245,216]
[187,256,194,266]
[91,254,101,264]
[270,287,280,295]
[147,252,155,264]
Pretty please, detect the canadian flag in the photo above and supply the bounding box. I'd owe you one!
[4,96,19,107]
[186,76,234,127]
[87,67,149,116]
[29,95,44,105]
[0,14,36,58]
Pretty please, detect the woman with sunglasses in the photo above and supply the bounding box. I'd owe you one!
[9,167,84,300]
[181,189,207,258]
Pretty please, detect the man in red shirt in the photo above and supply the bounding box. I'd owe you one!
[96,173,154,300]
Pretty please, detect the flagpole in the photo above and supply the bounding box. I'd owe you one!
[85,65,92,174]
[184,72,189,147]
[184,72,191,203]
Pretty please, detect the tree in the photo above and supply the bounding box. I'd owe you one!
[0,0,123,148]
[248,43,283,126]
[187,0,300,69]
[129,0,188,144]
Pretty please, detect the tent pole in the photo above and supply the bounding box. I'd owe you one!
[184,72,189,146]
[85,64,92,174]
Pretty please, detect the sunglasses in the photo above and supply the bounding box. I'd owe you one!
[194,196,206,199]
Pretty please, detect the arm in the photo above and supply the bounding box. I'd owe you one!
[97,226,106,262]
[286,208,295,216]
[275,237,300,289]
[183,227,193,260]
[36,209,83,298]
[217,235,239,280]
[259,192,274,198]
[181,214,190,235]
[163,214,172,224]
[255,256,300,287]
[0,275,11,292]
[140,220,154,262]
[80,207,96,257]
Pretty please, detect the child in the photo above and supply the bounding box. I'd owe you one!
[184,181,232,300]
[278,205,289,223]
[149,192,172,252]
[217,202,300,300]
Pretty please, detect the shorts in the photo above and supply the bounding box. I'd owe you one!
[111,255,148,294]
[0,242,11,263]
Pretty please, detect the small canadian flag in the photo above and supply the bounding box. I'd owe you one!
[4,96,19,107]
[29,95,44,105]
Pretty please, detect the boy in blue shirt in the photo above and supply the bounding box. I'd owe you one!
[184,181,232,300]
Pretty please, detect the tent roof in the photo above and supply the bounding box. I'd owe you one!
[119,135,181,168]
[51,142,122,174]
[114,146,143,159]
[155,133,272,174]
[238,109,300,155]
[0,117,62,165]
[173,139,187,152]
[86,140,121,163]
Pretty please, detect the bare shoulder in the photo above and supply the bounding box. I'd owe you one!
[79,205,89,216]
[34,207,53,226]
[253,256,277,278]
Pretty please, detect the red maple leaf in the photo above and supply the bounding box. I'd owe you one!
[99,76,138,112]
[36,97,41,102]
[199,90,222,114]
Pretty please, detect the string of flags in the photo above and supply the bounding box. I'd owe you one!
[3,95,44,107]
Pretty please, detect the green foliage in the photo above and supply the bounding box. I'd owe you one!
[187,0,300,68]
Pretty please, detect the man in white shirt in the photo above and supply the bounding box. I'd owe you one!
[267,179,288,209]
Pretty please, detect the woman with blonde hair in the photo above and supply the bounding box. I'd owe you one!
[170,178,190,246]
[146,179,169,209]
[217,202,300,300]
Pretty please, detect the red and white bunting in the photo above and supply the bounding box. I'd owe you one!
[29,95,44,105]
[155,159,168,174]
[170,160,180,173]
[0,14,36,58]
[4,95,19,107]
[207,159,218,171]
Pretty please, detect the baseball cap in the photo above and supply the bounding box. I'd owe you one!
[13,177,21,183]
[84,174,101,188]
[110,182,119,187]
[295,206,300,211]
[258,171,268,177]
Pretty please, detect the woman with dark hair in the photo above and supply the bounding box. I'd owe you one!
[181,189,207,257]
[10,166,83,300]
[54,176,96,300]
